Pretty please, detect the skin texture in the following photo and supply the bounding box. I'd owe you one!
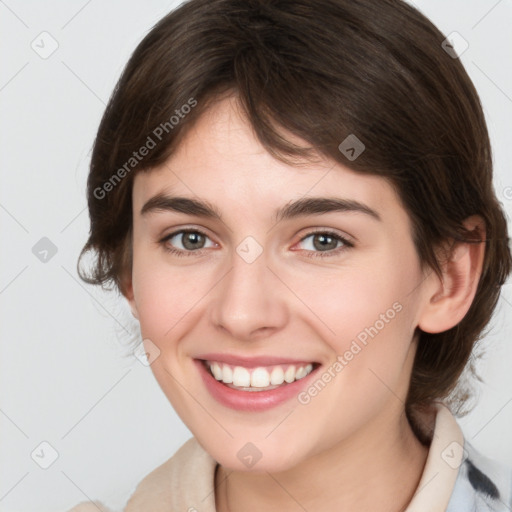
[123,94,485,511]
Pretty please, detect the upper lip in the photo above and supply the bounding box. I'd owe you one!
[195,353,318,368]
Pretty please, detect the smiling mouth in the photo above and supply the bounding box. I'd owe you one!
[202,360,318,392]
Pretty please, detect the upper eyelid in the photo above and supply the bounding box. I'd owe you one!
[162,226,215,242]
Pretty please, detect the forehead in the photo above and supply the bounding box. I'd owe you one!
[132,96,405,226]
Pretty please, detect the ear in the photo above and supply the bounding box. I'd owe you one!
[418,215,486,334]
[120,273,139,320]
[118,231,139,320]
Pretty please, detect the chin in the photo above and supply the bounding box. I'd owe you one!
[201,437,307,474]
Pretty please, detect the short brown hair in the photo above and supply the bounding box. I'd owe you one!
[78,0,512,431]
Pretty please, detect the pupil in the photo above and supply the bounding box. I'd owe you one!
[314,234,336,251]
[183,232,204,250]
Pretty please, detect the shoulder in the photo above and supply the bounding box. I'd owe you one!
[64,437,217,512]
[65,501,115,512]
[447,440,512,512]
[123,436,218,512]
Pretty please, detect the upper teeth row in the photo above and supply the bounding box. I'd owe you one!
[208,361,314,387]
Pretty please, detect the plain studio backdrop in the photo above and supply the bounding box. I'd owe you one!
[1,1,511,511]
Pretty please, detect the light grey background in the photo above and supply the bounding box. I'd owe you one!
[0,1,511,511]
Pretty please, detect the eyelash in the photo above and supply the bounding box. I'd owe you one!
[159,228,354,259]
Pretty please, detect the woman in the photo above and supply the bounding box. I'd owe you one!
[71,0,512,510]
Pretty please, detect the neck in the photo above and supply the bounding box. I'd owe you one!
[215,402,432,512]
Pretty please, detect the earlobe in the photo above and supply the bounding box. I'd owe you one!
[121,277,139,320]
[418,215,486,334]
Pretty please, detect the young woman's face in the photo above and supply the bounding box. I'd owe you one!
[126,95,435,471]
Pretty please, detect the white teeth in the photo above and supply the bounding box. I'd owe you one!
[211,362,223,380]
[305,363,313,374]
[207,361,315,389]
[232,366,251,387]
[284,365,296,383]
[295,366,307,380]
[295,364,313,380]
[270,366,285,385]
[251,367,270,388]
[222,364,233,384]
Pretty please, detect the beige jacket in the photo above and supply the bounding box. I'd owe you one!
[69,403,509,512]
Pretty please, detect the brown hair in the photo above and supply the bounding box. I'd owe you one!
[78,0,511,428]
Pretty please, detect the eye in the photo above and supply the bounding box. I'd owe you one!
[159,229,217,256]
[295,230,354,258]
[158,228,354,258]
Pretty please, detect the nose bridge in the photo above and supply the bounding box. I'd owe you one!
[210,237,287,339]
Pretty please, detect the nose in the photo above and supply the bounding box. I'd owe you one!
[210,245,288,342]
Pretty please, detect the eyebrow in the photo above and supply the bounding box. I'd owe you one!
[140,193,382,223]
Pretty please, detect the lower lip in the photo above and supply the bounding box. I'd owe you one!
[195,359,319,412]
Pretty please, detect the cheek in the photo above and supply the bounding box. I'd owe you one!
[131,252,210,342]
[291,249,421,359]
[296,264,420,441]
